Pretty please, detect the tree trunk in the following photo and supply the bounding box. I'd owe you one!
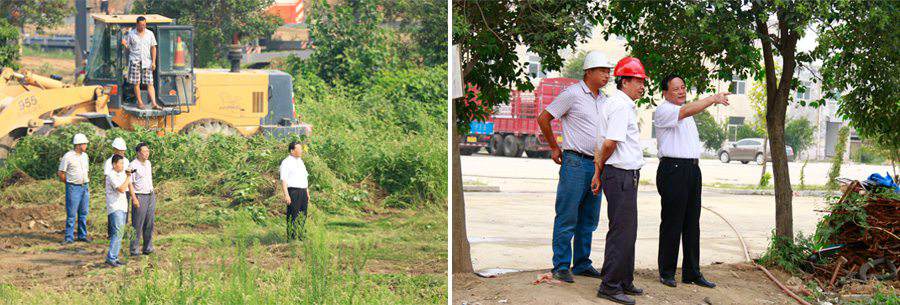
[756,9,796,240]
[451,98,474,274]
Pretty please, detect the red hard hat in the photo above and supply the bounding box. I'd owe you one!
[613,57,648,79]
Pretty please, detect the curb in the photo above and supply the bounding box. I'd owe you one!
[463,185,500,192]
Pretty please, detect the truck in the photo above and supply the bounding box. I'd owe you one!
[459,121,493,155]
[458,77,578,158]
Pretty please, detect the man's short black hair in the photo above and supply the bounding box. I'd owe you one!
[288,141,301,153]
[111,154,124,165]
[660,74,684,91]
[615,76,633,90]
[136,16,146,24]
[135,142,149,153]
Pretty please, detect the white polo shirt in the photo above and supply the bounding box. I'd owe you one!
[105,171,128,214]
[654,100,703,159]
[58,150,90,184]
[279,155,309,189]
[597,89,645,170]
[544,81,605,156]
[104,155,130,177]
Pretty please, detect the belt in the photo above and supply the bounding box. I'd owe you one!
[564,150,594,160]
[66,182,86,186]
[607,165,640,173]
[660,157,699,165]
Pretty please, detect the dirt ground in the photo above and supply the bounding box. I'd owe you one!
[0,204,109,290]
[19,56,76,83]
[454,263,797,305]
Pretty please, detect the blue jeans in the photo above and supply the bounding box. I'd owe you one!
[64,183,90,241]
[552,151,602,273]
[106,211,126,263]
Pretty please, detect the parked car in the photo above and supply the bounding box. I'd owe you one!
[717,138,794,164]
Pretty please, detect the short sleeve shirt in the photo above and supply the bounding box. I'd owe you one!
[543,81,605,156]
[58,151,90,184]
[597,89,645,170]
[126,29,158,67]
[654,100,703,159]
[129,159,154,194]
[280,156,309,189]
[105,171,128,214]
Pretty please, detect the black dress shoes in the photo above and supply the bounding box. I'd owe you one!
[552,269,575,283]
[597,290,636,305]
[660,276,677,287]
[683,276,716,288]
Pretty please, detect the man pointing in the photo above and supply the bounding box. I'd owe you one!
[654,75,729,289]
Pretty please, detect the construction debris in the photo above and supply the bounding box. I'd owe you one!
[806,180,899,289]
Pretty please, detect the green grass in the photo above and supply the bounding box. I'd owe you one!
[21,46,73,60]
[0,177,446,304]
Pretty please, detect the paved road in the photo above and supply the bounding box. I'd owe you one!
[459,154,870,272]
[462,153,892,190]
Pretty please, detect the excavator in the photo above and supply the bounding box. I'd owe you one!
[0,14,311,159]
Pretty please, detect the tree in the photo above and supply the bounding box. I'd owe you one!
[602,1,833,239]
[826,125,849,190]
[452,0,602,273]
[382,0,448,67]
[815,1,899,175]
[694,110,726,151]
[0,19,19,69]
[0,0,68,55]
[784,117,814,156]
[132,0,281,68]
[305,0,397,86]
[561,50,587,79]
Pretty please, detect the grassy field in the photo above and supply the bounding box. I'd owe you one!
[0,176,446,304]
[0,62,447,304]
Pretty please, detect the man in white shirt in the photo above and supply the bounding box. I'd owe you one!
[591,57,649,305]
[105,154,132,267]
[653,75,729,289]
[121,16,159,110]
[280,141,310,240]
[58,133,91,244]
[536,50,613,283]
[129,142,156,256]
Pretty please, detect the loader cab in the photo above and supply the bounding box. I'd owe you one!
[84,14,195,117]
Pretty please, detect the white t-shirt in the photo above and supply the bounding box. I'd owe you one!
[58,150,90,184]
[104,156,130,177]
[105,171,128,214]
[597,89,645,170]
[279,156,309,189]
[654,100,703,159]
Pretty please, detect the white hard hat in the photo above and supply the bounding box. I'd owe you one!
[582,50,614,70]
[72,133,89,145]
[111,137,126,150]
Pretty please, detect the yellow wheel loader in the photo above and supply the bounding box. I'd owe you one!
[0,14,310,159]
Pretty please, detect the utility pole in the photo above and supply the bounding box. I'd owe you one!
[75,0,90,73]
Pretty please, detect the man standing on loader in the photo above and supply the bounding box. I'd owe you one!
[121,16,161,110]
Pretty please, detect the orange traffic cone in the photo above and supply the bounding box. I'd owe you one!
[174,36,186,67]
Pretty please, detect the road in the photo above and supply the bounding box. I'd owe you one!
[457,154,892,272]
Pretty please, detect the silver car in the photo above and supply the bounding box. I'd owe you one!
[717,138,794,164]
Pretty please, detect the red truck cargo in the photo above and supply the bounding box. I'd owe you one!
[486,77,580,158]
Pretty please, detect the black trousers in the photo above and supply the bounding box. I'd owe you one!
[286,187,308,239]
[599,166,639,294]
[656,157,702,281]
